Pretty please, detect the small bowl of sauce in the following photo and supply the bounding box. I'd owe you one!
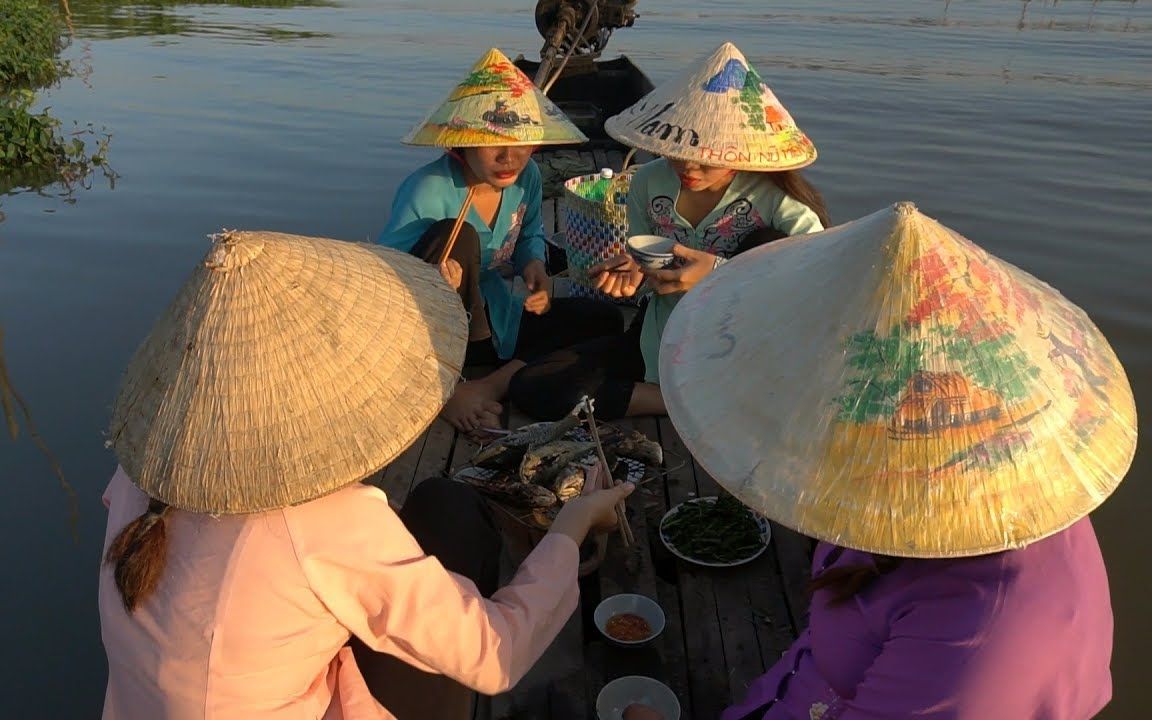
[594,594,666,647]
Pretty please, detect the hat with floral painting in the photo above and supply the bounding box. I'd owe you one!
[605,42,816,170]
[404,48,588,147]
[659,202,1136,557]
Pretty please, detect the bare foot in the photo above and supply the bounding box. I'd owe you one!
[440,380,504,434]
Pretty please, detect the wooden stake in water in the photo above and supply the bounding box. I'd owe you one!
[580,395,634,547]
[437,186,477,265]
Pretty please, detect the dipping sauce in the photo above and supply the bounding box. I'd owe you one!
[605,612,652,642]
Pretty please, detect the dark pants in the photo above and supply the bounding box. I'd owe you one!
[508,307,647,421]
[507,226,790,421]
[349,477,501,720]
[411,219,625,367]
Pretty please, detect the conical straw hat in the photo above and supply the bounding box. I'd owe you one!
[404,48,588,147]
[107,231,467,514]
[604,42,816,171]
[660,202,1136,558]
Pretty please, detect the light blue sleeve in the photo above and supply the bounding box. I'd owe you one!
[715,183,825,268]
[773,192,824,237]
[511,161,547,273]
[376,171,441,252]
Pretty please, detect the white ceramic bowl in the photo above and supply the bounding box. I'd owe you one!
[594,593,666,647]
[626,235,676,270]
[596,675,681,720]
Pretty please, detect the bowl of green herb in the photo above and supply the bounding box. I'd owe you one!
[658,495,770,567]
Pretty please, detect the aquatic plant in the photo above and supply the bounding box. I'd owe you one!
[0,0,116,197]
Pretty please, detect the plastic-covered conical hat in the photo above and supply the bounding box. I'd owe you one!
[108,231,467,514]
[604,42,816,171]
[404,48,588,147]
[660,203,1136,558]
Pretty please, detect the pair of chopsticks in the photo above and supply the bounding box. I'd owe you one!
[437,186,478,266]
[579,396,634,547]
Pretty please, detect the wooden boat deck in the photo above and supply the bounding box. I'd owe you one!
[373,413,814,720]
[370,167,815,718]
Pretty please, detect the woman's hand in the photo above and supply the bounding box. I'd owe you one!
[549,479,635,545]
[439,259,463,290]
[643,243,719,295]
[590,254,645,298]
[522,259,552,315]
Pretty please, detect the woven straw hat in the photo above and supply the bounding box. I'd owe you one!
[604,42,816,171]
[107,231,467,514]
[660,202,1136,558]
[404,48,588,147]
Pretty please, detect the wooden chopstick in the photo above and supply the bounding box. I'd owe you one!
[438,186,477,265]
[580,397,634,547]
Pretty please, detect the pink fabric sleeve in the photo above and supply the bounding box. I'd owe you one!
[286,484,581,695]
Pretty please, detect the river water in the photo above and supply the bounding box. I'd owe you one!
[1,0,1149,716]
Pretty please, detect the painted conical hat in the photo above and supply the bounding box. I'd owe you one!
[604,42,816,171]
[660,203,1136,558]
[107,231,467,514]
[404,48,587,147]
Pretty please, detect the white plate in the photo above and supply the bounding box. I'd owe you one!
[658,497,771,568]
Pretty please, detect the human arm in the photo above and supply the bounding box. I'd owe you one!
[292,481,632,695]
[589,166,650,297]
[511,161,548,275]
[713,191,826,271]
[827,596,1006,720]
[376,172,442,252]
[512,162,552,313]
[642,243,723,295]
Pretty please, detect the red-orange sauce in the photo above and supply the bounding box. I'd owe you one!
[605,612,652,641]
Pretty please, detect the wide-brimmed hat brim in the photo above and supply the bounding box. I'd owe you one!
[108,231,468,514]
[605,42,816,171]
[660,202,1136,557]
[404,48,588,148]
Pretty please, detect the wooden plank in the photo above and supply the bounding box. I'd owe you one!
[657,417,729,719]
[542,197,557,235]
[373,430,429,505]
[687,460,766,704]
[592,149,611,174]
[629,416,691,702]
[406,418,456,495]
[545,612,593,720]
[771,522,816,635]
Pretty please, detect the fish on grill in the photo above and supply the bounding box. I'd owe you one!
[459,472,558,509]
[471,415,580,470]
[609,429,663,466]
[520,440,596,486]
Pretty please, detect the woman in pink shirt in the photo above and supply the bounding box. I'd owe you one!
[98,230,633,719]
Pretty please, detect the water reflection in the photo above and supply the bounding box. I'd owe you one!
[68,0,335,41]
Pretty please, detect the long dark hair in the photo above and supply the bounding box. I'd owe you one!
[104,498,172,612]
[765,169,831,228]
[809,554,902,605]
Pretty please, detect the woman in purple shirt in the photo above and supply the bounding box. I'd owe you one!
[646,202,1137,720]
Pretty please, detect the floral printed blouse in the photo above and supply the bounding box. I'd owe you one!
[379,154,546,359]
[625,158,823,383]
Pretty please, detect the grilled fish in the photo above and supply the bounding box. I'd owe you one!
[520,440,596,486]
[471,415,580,470]
[609,430,663,466]
[460,473,558,509]
[550,463,586,502]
